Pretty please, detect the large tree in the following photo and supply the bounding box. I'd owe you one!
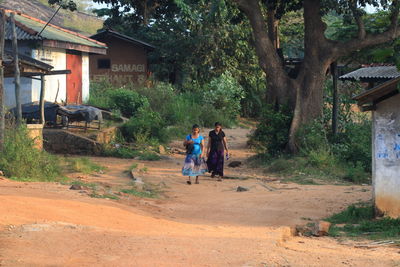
[232,0,400,152]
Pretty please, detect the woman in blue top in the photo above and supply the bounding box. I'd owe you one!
[182,124,207,185]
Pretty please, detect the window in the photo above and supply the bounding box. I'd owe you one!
[98,59,111,69]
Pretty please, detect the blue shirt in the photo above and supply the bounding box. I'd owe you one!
[186,134,204,155]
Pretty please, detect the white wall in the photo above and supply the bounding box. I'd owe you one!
[31,47,67,103]
[82,52,90,103]
[373,94,400,218]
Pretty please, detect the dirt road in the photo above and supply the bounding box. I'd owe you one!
[1,128,399,266]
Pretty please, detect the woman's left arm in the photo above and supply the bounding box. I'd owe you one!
[223,137,229,155]
[200,139,205,158]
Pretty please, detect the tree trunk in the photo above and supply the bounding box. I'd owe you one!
[0,10,5,151]
[287,67,327,152]
[11,13,22,125]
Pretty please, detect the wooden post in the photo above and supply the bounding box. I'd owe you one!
[0,10,5,150]
[331,62,339,136]
[11,13,21,125]
[39,74,45,125]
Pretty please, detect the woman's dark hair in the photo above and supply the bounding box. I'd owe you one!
[214,122,222,127]
[192,124,200,129]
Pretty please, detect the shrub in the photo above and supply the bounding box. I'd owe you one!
[0,125,61,181]
[120,107,166,142]
[203,71,245,120]
[107,88,149,118]
[249,104,293,156]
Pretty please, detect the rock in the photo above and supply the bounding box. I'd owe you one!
[313,221,331,236]
[228,161,242,168]
[159,145,166,155]
[236,186,249,192]
[69,184,83,190]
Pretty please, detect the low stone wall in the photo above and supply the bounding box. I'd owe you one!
[43,129,103,155]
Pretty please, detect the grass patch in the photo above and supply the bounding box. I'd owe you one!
[129,163,138,171]
[0,124,63,182]
[66,157,106,174]
[103,146,161,161]
[223,176,249,180]
[326,204,400,240]
[248,154,369,185]
[70,180,98,190]
[120,187,158,198]
[89,192,120,200]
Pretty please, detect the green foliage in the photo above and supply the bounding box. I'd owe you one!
[120,107,166,142]
[120,187,158,198]
[327,204,375,224]
[87,83,149,118]
[66,157,105,174]
[327,204,400,240]
[102,146,140,159]
[203,71,245,120]
[249,104,293,156]
[107,89,149,118]
[0,125,61,181]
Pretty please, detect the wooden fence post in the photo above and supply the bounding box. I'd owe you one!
[0,10,6,150]
[10,12,21,125]
[39,75,45,125]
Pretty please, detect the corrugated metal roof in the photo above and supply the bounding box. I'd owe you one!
[3,10,106,49]
[340,66,400,81]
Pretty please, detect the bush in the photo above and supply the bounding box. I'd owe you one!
[249,104,292,156]
[203,71,245,120]
[0,125,61,181]
[87,82,149,118]
[120,107,166,142]
[107,88,149,118]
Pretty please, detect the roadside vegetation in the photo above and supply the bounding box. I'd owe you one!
[88,72,244,158]
[326,203,400,241]
[249,81,371,185]
[0,124,63,182]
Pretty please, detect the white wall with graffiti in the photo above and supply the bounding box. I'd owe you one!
[372,93,400,217]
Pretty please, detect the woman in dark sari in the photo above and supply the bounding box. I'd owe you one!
[206,122,229,181]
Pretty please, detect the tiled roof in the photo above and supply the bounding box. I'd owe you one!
[340,66,400,81]
[3,9,106,49]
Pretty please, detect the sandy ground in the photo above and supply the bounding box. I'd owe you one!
[1,128,400,266]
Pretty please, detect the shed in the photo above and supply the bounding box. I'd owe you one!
[353,77,400,218]
[89,29,154,86]
[2,9,107,107]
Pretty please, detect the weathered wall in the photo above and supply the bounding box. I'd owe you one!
[89,35,148,86]
[82,52,90,102]
[373,94,400,218]
[43,129,102,155]
[32,47,67,103]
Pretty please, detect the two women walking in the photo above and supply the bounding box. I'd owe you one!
[182,122,229,184]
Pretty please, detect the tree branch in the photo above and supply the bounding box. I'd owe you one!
[232,0,287,79]
[350,1,366,40]
[335,0,400,58]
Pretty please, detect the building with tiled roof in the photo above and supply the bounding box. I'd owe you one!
[2,9,107,107]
